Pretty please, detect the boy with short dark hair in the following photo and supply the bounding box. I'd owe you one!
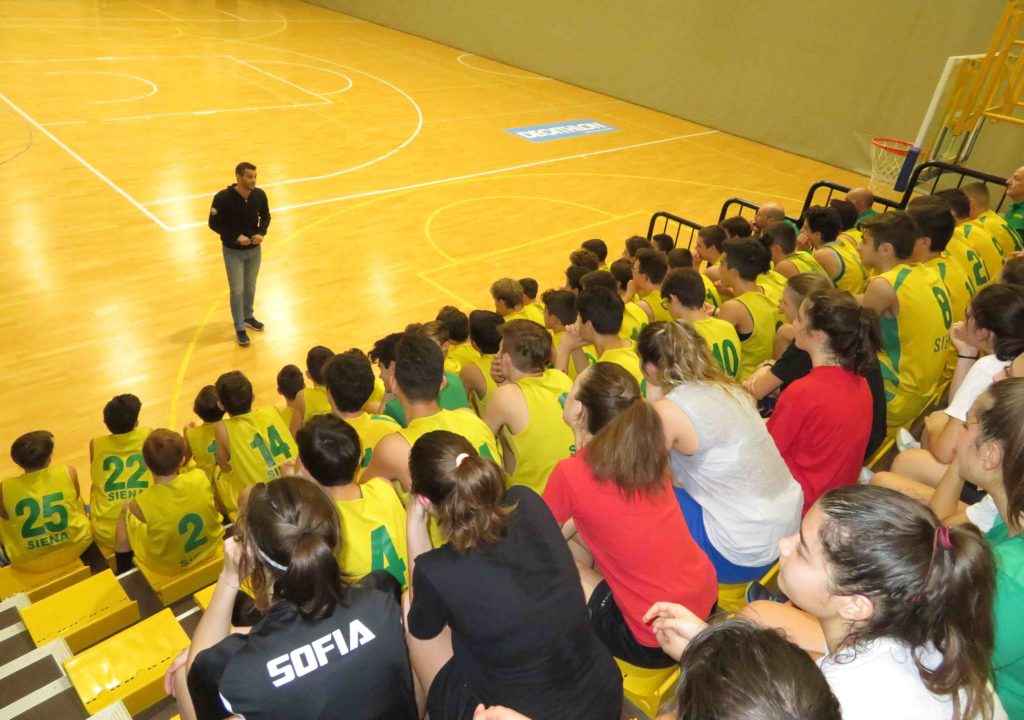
[557,288,644,388]
[183,385,225,484]
[460,310,505,416]
[275,364,304,430]
[436,305,479,370]
[289,345,335,438]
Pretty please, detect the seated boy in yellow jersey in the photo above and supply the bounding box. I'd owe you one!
[581,238,610,270]
[806,205,869,294]
[287,345,335,439]
[543,288,594,380]
[491,277,544,326]
[183,385,224,486]
[113,429,223,575]
[858,212,953,428]
[296,415,408,588]
[632,249,674,324]
[0,431,94,571]
[829,198,866,249]
[937,188,1004,288]
[89,394,153,554]
[556,288,646,392]
[436,305,480,371]
[668,245,722,309]
[213,371,296,519]
[364,334,500,493]
[905,198,973,324]
[322,348,401,477]
[606,261,650,341]
[695,225,728,286]
[483,320,574,495]
[714,239,778,380]
[765,223,827,279]
[459,310,505,416]
[274,364,304,432]
[518,277,547,328]
[964,181,1024,255]
[662,268,743,379]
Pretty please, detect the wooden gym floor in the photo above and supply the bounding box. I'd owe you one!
[0,0,868,493]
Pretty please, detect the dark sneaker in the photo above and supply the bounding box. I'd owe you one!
[244,317,265,331]
[236,330,251,347]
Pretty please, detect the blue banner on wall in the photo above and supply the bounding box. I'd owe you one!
[505,119,617,143]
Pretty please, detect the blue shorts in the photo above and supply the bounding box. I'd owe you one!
[674,487,777,584]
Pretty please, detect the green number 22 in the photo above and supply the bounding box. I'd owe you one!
[103,454,148,492]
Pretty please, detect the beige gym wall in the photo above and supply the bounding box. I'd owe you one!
[304,0,1023,180]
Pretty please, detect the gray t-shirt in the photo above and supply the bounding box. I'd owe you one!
[666,381,803,566]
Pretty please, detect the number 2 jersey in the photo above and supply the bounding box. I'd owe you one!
[127,467,224,575]
[1,466,92,571]
[90,427,153,550]
[219,406,296,517]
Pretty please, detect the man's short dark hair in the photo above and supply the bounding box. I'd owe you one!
[306,346,335,385]
[803,205,842,244]
[11,431,54,472]
[862,211,918,260]
[634,248,668,285]
[581,238,608,262]
[518,277,539,301]
[143,429,186,476]
[720,216,752,239]
[323,350,375,413]
[193,385,225,423]
[906,200,955,253]
[697,225,727,252]
[436,306,469,343]
[577,287,624,335]
[565,264,589,293]
[499,320,552,373]
[103,394,142,434]
[469,310,504,354]
[661,268,707,309]
[541,289,577,325]
[296,415,360,487]
[723,238,771,281]
[215,371,253,416]
[568,250,600,272]
[765,223,798,255]
[651,233,675,253]
[581,270,617,293]
[828,199,858,230]
[934,188,971,220]
[395,334,444,401]
[624,235,653,259]
[235,161,256,176]
[276,364,305,401]
[369,332,403,368]
[609,259,633,291]
[667,247,694,268]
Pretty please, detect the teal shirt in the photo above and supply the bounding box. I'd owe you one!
[855,208,879,228]
[986,516,1024,717]
[384,371,471,427]
[1003,199,1024,236]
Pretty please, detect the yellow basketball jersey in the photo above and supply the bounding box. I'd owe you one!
[552,331,597,380]
[782,251,827,276]
[365,377,386,414]
[524,303,546,326]
[467,353,498,416]
[444,356,462,375]
[448,342,480,370]
[505,370,575,494]
[946,234,990,290]
[90,427,153,550]
[640,290,673,323]
[621,301,648,343]
[302,386,333,422]
[692,317,743,378]
[733,291,776,380]
[279,404,295,430]
[185,422,219,483]
[822,239,868,293]
[925,254,973,383]
[346,412,401,480]
[128,468,224,575]
[598,345,645,389]
[0,466,92,571]
[397,408,501,464]
[335,478,409,588]
[841,229,864,247]
[978,209,1023,255]
[701,273,721,309]
[756,269,786,328]
[876,264,953,427]
[957,223,1003,286]
[218,406,296,517]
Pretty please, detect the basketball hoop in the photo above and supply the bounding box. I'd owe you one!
[869,137,915,191]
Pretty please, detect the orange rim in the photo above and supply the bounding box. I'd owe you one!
[870,137,914,156]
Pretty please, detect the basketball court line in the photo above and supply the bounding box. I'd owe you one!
[226,56,328,102]
[40,70,159,104]
[456,53,551,81]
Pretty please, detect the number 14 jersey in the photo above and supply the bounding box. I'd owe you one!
[219,406,296,517]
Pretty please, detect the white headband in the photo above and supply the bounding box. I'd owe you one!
[256,546,288,572]
[455,453,470,468]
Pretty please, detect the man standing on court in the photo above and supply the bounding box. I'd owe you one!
[208,162,270,346]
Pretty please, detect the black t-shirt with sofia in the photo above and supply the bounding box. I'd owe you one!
[188,576,417,720]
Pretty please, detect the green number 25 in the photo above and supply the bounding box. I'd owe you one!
[16,493,68,539]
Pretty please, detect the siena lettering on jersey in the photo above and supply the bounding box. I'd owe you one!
[266,619,376,687]
[505,119,618,143]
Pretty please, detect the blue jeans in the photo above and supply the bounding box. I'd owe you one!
[222,245,261,331]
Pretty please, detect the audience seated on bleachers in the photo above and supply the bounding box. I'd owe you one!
[557,287,644,388]
[805,205,868,294]
[182,385,225,486]
[518,277,543,322]
[964,181,1023,255]
[714,238,777,380]
[666,246,694,270]
[459,310,505,415]
[581,238,609,270]
[661,268,742,378]
[939,188,1004,287]
[651,232,676,255]
[593,264,647,342]
[632,249,674,323]
[287,345,335,438]
[720,216,752,241]
[764,222,827,279]
[437,305,480,371]
[846,187,878,228]
[829,198,864,247]
[695,225,727,284]
[542,288,592,380]
[492,277,545,325]
[274,364,304,430]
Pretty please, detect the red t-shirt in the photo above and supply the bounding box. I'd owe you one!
[543,452,718,647]
[767,365,872,515]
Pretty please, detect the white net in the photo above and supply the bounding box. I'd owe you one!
[869,138,913,191]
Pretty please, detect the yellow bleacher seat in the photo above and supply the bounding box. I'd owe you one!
[717,581,749,613]
[616,658,679,718]
[64,608,189,716]
[0,559,90,601]
[20,570,140,653]
[135,545,224,606]
[192,583,216,611]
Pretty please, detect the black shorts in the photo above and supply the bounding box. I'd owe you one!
[587,581,676,669]
[427,658,481,720]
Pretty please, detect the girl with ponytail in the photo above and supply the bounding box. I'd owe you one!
[647,484,1006,719]
[767,288,881,513]
[175,476,417,720]
[542,362,716,669]
[405,430,621,720]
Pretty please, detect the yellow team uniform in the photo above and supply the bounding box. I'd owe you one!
[692,317,743,378]
[127,468,224,575]
[925,253,974,381]
[552,331,597,380]
[524,303,546,326]
[302,386,333,422]
[448,342,480,370]
[184,422,219,483]
[365,377,387,414]
[820,238,868,293]
[876,264,953,427]
[756,270,786,328]
[701,273,721,309]
[841,229,864,247]
[621,301,648,343]
[598,345,645,389]
[279,404,296,430]
[218,406,296,517]
[639,290,673,323]
[977,208,1023,255]
[733,291,777,380]
[346,412,401,479]
[946,234,991,290]
[957,223,1003,286]
[335,478,409,588]
[467,353,498,416]
[444,356,462,375]
[781,251,827,276]
[90,427,153,550]
[0,466,92,571]
[504,370,574,494]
